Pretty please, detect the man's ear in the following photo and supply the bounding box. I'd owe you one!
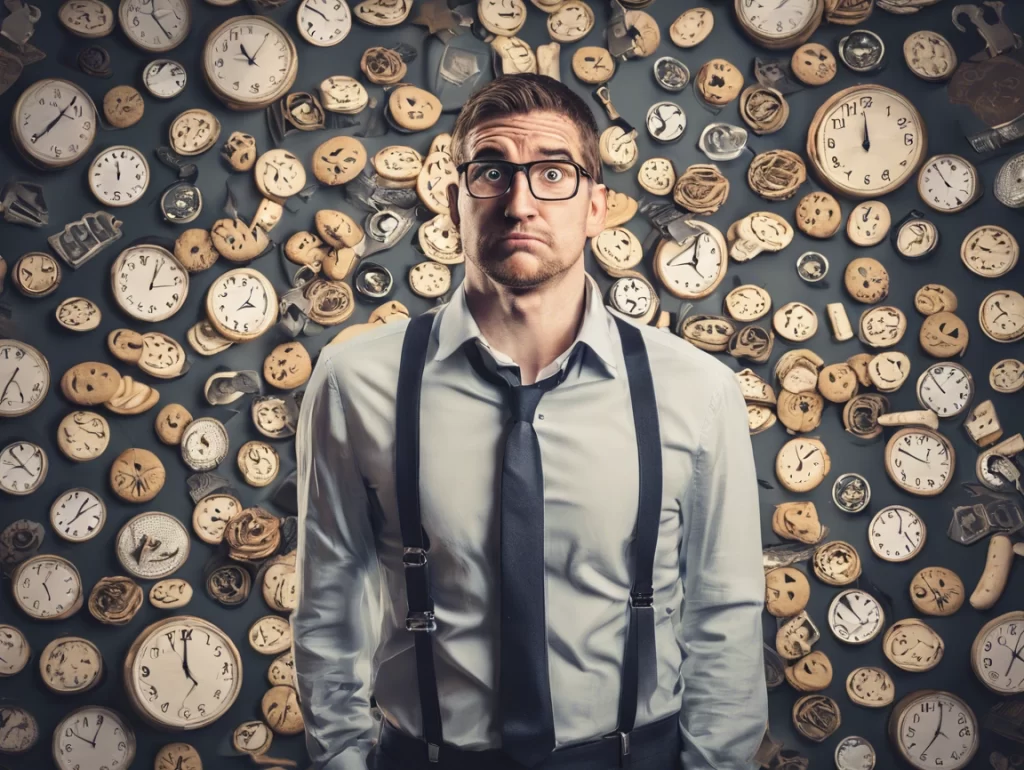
[584,182,608,238]
[446,183,460,227]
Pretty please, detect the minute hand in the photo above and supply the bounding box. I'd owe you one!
[862,113,870,152]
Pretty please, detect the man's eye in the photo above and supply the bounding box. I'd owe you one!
[543,168,563,181]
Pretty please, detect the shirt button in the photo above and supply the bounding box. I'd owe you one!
[538,414,544,420]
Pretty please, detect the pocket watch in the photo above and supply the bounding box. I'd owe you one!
[119,0,190,52]
[868,505,925,563]
[972,611,1024,694]
[734,0,823,50]
[979,290,1024,343]
[116,511,190,580]
[50,487,106,542]
[203,15,298,110]
[894,215,938,259]
[13,78,98,169]
[13,554,84,620]
[960,225,1018,278]
[806,85,927,199]
[111,244,189,323]
[653,221,727,300]
[142,58,187,99]
[296,0,351,47]
[40,636,103,693]
[53,705,135,770]
[181,417,230,471]
[917,154,980,213]
[124,615,243,729]
[915,362,973,418]
[0,339,49,417]
[828,588,884,644]
[88,145,150,207]
[0,624,31,677]
[887,690,977,770]
[885,427,954,497]
[206,268,279,342]
[0,706,38,753]
[0,440,47,495]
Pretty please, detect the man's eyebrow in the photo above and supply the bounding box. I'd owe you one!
[469,147,579,162]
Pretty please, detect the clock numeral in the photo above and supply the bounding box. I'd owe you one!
[831,117,846,129]
[905,133,915,146]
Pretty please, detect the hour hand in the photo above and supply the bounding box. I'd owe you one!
[239,43,257,66]
[861,113,870,152]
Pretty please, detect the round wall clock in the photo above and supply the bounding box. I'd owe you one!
[40,636,103,694]
[915,362,973,418]
[917,154,980,213]
[869,505,925,563]
[979,290,1024,343]
[775,437,831,492]
[181,417,230,471]
[653,221,727,299]
[13,251,62,298]
[142,58,187,99]
[806,84,927,199]
[116,511,190,580]
[734,0,823,50]
[885,427,954,497]
[118,0,190,52]
[124,615,243,730]
[203,15,298,110]
[88,145,150,207]
[13,554,84,620]
[0,440,47,495]
[296,0,351,46]
[169,108,221,155]
[0,624,31,677]
[12,78,98,169]
[888,690,977,770]
[0,339,49,417]
[894,216,938,259]
[50,487,106,543]
[0,705,38,753]
[205,268,279,342]
[828,588,884,645]
[961,225,1019,278]
[972,611,1024,694]
[52,705,136,770]
[111,244,189,323]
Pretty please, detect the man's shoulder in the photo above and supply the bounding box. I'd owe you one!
[631,322,738,390]
[316,315,417,391]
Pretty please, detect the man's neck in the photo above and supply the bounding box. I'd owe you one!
[464,261,587,386]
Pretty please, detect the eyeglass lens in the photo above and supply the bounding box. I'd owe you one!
[466,161,579,200]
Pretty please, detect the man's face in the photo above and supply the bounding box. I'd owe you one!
[447,110,606,290]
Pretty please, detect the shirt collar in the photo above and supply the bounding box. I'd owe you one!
[433,271,619,377]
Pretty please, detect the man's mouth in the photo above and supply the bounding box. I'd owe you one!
[498,233,544,244]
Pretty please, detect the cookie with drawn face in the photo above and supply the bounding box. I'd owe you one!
[252,396,298,439]
[637,158,676,196]
[221,131,257,172]
[263,342,312,390]
[373,145,423,182]
[284,232,331,268]
[591,227,644,274]
[389,85,442,132]
[696,59,743,105]
[139,333,187,379]
[792,43,837,86]
[56,297,102,332]
[773,302,818,342]
[478,0,527,36]
[409,261,451,298]
[312,136,367,186]
[174,228,219,273]
[417,152,458,215]
[353,0,412,27]
[211,218,271,263]
[766,567,810,617]
[103,85,144,128]
[318,76,369,114]
[154,403,192,445]
[418,214,464,265]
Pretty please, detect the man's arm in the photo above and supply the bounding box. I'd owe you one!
[677,372,768,770]
[292,352,381,770]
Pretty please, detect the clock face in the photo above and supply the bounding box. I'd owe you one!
[847,200,890,246]
[14,251,61,296]
[0,340,49,417]
[0,624,31,676]
[89,146,150,207]
[979,290,1024,343]
[13,78,97,168]
[916,363,973,418]
[119,0,190,52]
[143,58,187,98]
[834,736,876,770]
[0,440,47,495]
[775,438,830,492]
[910,567,964,616]
[155,743,203,770]
[885,428,954,496]
[0,706,38,753]
[40,636,103,693]
[918,154,978,213]
[869,505,925,563]
[204,16,297,106]
[828,589,884,645]
[254,149,307,200]
[116,512,190,580]
[609,276,653,318]
[736,0,818,42]
[297,0,352,46]
[51,487,107,542]
[655,224,727,299]
[128,617,242,729]
[60,1,116,37]
[891,691,977,770]
[53,706,135,770]
[961,225,1018,278]
[724,284,771,321]
[206,268,278,342]
[809,85,926,198]
[973,612,1024,694]
[111,245,189,323]
[896,218,938,259]
[192,494,240,544]
[181,417,230,471]
[14,555,83,620]
[169,109,220,156]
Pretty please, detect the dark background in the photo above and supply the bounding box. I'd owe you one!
[1,0,1022,768]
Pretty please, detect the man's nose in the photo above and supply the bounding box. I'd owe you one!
[503,169,539,220]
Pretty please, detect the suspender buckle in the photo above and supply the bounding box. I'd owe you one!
[618,730,631,768]
[403,546,428,567]
[427,742,440,763]
[405,611,437,632]
[630,590,653,608]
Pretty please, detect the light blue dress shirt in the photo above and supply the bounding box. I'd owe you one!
[292,271,768,770]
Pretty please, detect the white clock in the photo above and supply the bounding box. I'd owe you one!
[972,611,1024,694]
[0,624,31,677]
[885,428,954,497]
[979,290,1024,343]
[654,222,727,300]
[297,0,352,47]
[205,268,279,342]
[734,0,822,49]
[918,154,980,213]
[181,417,230,471]
[0,440,47,495]
[12,554,84,620]
[915,362,973,418]
[50,487,107,543]
[88,145,150,207]
[116,511,191,580]
[828,588,885,645]
[52,705,136,770]
[142,59,187,99]
[609,275,655,319]
[0,339,49,417]
[111,244,189,323]
[888,690,978,770]
[203,15,298,109]
[960,225,1018,278]
[119,0,190,53]
[12,78,98,169]
[868,505,926,563]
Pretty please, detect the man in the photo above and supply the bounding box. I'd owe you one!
[293,73,768,770]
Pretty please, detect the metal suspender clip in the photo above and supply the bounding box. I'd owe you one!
[427,742,440,763]
[403,546,428,567]
[630,591,653,608]
[405,611,436,632]
[618,730,631,768]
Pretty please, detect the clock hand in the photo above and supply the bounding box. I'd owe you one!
[239,42,257,66]
[42,570,52,601]
[932,164,953,189]
[70,729,96,748]
[149,258,163,290]
[862,206,872,222]
[251,32,271,62]
[928,371,947,394]
[898,447,929,464]
[0,367,20,405]
[145,3,173,41]
[861,113,870,152]
[116,160,121,181]
[306,4,328,21]
[905,533,916,550]
[29,96,78,144]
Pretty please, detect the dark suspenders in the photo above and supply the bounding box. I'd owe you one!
[394,310,663,767]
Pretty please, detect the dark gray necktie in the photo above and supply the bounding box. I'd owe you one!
[464,340,583,768]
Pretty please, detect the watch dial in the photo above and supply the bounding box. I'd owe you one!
[961,225,1018,278]
[0,624,31,676]
[143,59,187,98]
[919,155,977,212]
[53,706,135,770]
[869,505,925,562]
[886,429,954,496]
[15,556,82,620]
[896,218,938,258]
[0,440,47,495]
[207,269,278,341]
[0,705,38,753]
[979,290,1024,342]
[0,340,49,417]
[119,0,190,52]
[297,0,352,46]
[916,363,973,417]
[192,494,240,544]
[205,17,295,105]
[51,487,106,542]
[89,146,149,207]
[737,0,817,40]
[112,245,189,323]
[973,613,1024,694]
[15,78,97,167]
[181,418,230,471]
[904,31,957,81]
[610,276,653,318]
[894,692,977,769]
[828,589,884,644]
[657,229,725,298]
[41,637,103,693]
[116,512,190,580]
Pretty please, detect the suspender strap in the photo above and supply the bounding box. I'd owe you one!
[611,317,663,767]
[396,311,444,761]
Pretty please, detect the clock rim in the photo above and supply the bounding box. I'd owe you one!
[979,289,1024,342]
[828,588,884,645]
[115,511,191,579]
[118,0,191,53]
[971,610,1024,694]
[202,15,298,110]
[654,222,728,300]
[110,244,191,323]
[960,224,1019,278]
[0,339,50,417]
[11,78,98,169]
[0,440,48,496]
[884,427,956,497]
[87,144,151,208]
[916,153,980,214]
[142,58,188,99]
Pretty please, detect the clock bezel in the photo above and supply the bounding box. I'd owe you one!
[11,78,99,170]
[110,244,190,323]
[202,15,298,110]
[916,153,980,214]
[118,0,191,53]
[87,144,151,208]
[884,427,956,497]
[915,362,974,419]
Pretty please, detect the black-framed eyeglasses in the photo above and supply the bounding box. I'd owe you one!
[456,159,593,201]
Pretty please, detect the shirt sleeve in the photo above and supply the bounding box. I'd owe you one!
[677,371,768,770]
[291,351,382,770]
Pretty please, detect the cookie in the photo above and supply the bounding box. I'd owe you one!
[777,390,824,433]
[418,214,464,265]
[547,1,594,43]
[846,201,891,247]
[795,192,842,238]
[57,410,110,462]
[773,302,818,342]
[322,247,358,280]
[263,342,312,390]
[914,284,957,315]
[491,35,537,75]
[417,152,458,215]
[818,363,859,403]
[174,228,219,273]
[360,47,406,85]
[791,43,837,86]
[637,158,676,196]
[867,351,911,392]
[669,8,713,48]
[211,218,271,263]
[604,189,638,228]
[696,59,743,105]
[813,541,861,586]
[312,136,367,187]
[284,231,331,268]
[990,359,1024,394]
[155,403,192,445]
[739,85,789,135]
[373,145,423,182]
[107,329,144,364]
[600,126,639,172]
[478,0,527,36]
[103,85,144,128]
[315,209,364,249]
[773,503,823,545]
[139,333,187,379]
[572,47,616,84]
[409,261,451,298]
[220,131,257,172]
[785,650,833,692]
[254,149,306,202]
[61,362,122,406]
[319,76,369,114]
[909,567,964,616]
[919,312,969,358]
[766,567,811,617]
[846,353,874,388]
[859,306,907,348]
[748,150,806,201]
[109,447,165,503]
[388,85,442,131]
[353,0,411,26]
[724,285,772,322]
[624,11,660,58]
[56,297,102,332]
[238,440,280,488]
[252,199,283,234]
[104,375,160,415]
[844,257,889,304]
[591,227,644,275]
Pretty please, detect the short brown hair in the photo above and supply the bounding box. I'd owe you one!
[449,73,603,185]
